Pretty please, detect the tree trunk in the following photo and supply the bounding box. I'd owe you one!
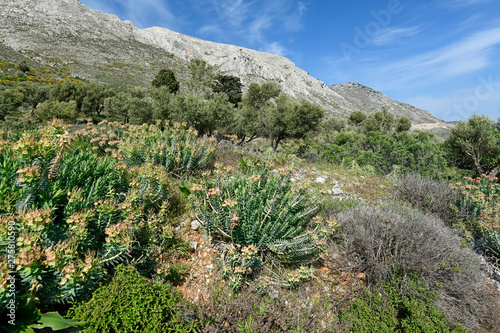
[487,165,500,178]
[473,157,484,176]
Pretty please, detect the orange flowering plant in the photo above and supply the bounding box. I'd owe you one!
[452,174,500,258]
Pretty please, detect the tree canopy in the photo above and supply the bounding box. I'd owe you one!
[211,74,243,106]
[445,114,500,177]
[237,81,324,149]
[152,68,179,93]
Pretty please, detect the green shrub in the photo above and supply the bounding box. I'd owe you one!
[340,272,466,333]
[0,122,189,319]
[320,131,446,178]
[68,264,204,332]
[35,100,79,121]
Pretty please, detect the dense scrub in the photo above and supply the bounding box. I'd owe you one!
[336,204,499,331]
[1,66,500,331]
[0,120,214,331]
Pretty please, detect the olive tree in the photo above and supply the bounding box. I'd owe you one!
[445,114,500,176]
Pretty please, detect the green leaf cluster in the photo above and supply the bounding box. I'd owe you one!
[68,264,204,332]
[321,118,446,178]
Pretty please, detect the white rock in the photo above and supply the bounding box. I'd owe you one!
[332,185,343,195]
[191,220,201,230]
[315,176,327,184]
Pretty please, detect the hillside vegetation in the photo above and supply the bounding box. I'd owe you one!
[1,57,499,332]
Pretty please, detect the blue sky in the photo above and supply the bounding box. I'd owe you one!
[79,0,500,121]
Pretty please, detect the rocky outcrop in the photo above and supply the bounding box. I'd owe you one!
[0,0,440,123]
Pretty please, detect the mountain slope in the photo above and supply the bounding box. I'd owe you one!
[330,82,439,124]
[0,0,440,124]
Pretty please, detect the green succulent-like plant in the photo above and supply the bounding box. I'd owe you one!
[189,163,323,289]
[0,122,189,320]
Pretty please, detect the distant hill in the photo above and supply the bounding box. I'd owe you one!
[0,0,441,124]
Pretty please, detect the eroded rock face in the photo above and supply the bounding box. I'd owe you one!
[0,0,440,123]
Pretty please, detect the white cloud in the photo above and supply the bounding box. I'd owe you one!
[448,0,491,6]
[122,0,177,29]
[261,42,288,56]
[406,94,468,121]
[406,75,500,121]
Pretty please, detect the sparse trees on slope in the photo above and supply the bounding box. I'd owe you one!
[237,81,324,150]
[149,86,174,122]
[170,92,234,136]
[236,81,282,143]
[348,110,367,126]
[22,84,50,115]
[0,86,24,120]
[395,116,412,132]
[80,83,112,116]
[361,107,395,134]
[268,96,325,150]
[35,100,79,121]
[104,91,130,122]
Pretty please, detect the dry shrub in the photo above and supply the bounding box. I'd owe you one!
[394,173,458,223]
[199,280,345,333]
[336,204,500,331]
[213,141,242,169]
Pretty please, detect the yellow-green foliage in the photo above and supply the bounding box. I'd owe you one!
[0,60,84,86]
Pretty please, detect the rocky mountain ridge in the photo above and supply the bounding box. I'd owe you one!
[330,82,438,124]
[0,0,441,124]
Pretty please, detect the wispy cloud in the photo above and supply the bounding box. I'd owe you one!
[372,26,422,46]
[407,82,500,121]
[196,0,307,53]
[377,27,500,86]
[449,0,491,6]
[261,42,288,56]
[122,0,177,29]
[81,0,179,29]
